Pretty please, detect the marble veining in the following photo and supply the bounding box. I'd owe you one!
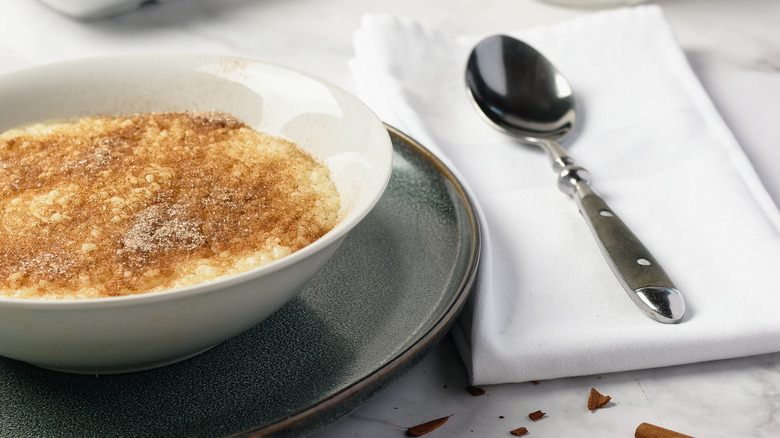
[0,0,778,436]
[319,337,780,437]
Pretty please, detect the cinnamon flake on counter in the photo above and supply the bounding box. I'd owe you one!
[510,426,529,436]
[587,387,612,410]
[406,415,451,436]
[466,385,486,396]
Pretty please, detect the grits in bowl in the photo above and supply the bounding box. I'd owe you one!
[0,111,340,299]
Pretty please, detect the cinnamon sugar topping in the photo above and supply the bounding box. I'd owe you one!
[0,111,341,299]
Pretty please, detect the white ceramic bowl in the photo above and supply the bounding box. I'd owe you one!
[0,55,392,374]
[39,0,184,21]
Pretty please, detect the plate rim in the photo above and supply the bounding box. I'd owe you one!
[232,125,482,437]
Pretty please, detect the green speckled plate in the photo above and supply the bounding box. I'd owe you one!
[0,126,480,437]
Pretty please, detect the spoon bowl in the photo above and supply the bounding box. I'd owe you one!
[466,35,576,143]
[466,35,685,323]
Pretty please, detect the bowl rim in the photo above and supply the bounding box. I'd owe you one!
[0,54,393,308]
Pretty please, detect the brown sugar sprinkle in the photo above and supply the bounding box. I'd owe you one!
[467,385,486,396]
[510,426,529,436]
[528,410,546,421]
[0,111,340,298]
[122,204,206,254]
[587,387,612,410]
[406,415,451,436]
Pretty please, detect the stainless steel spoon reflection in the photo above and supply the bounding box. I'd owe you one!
[465,34,684,323]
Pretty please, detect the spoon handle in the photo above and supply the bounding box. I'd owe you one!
[558,163,685,323]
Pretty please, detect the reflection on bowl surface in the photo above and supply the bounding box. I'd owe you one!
[0,55,392,374]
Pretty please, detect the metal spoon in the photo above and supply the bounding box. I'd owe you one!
[465,35,685,323]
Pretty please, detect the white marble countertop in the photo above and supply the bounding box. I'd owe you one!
[2,0,779,436]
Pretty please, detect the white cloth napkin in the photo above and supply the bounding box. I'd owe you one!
[350,5,780,384]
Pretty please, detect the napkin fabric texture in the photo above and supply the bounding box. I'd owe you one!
[351,5,780,384]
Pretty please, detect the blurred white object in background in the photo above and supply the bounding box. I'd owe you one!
[535,0,645,7]
[39,0,181,20]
